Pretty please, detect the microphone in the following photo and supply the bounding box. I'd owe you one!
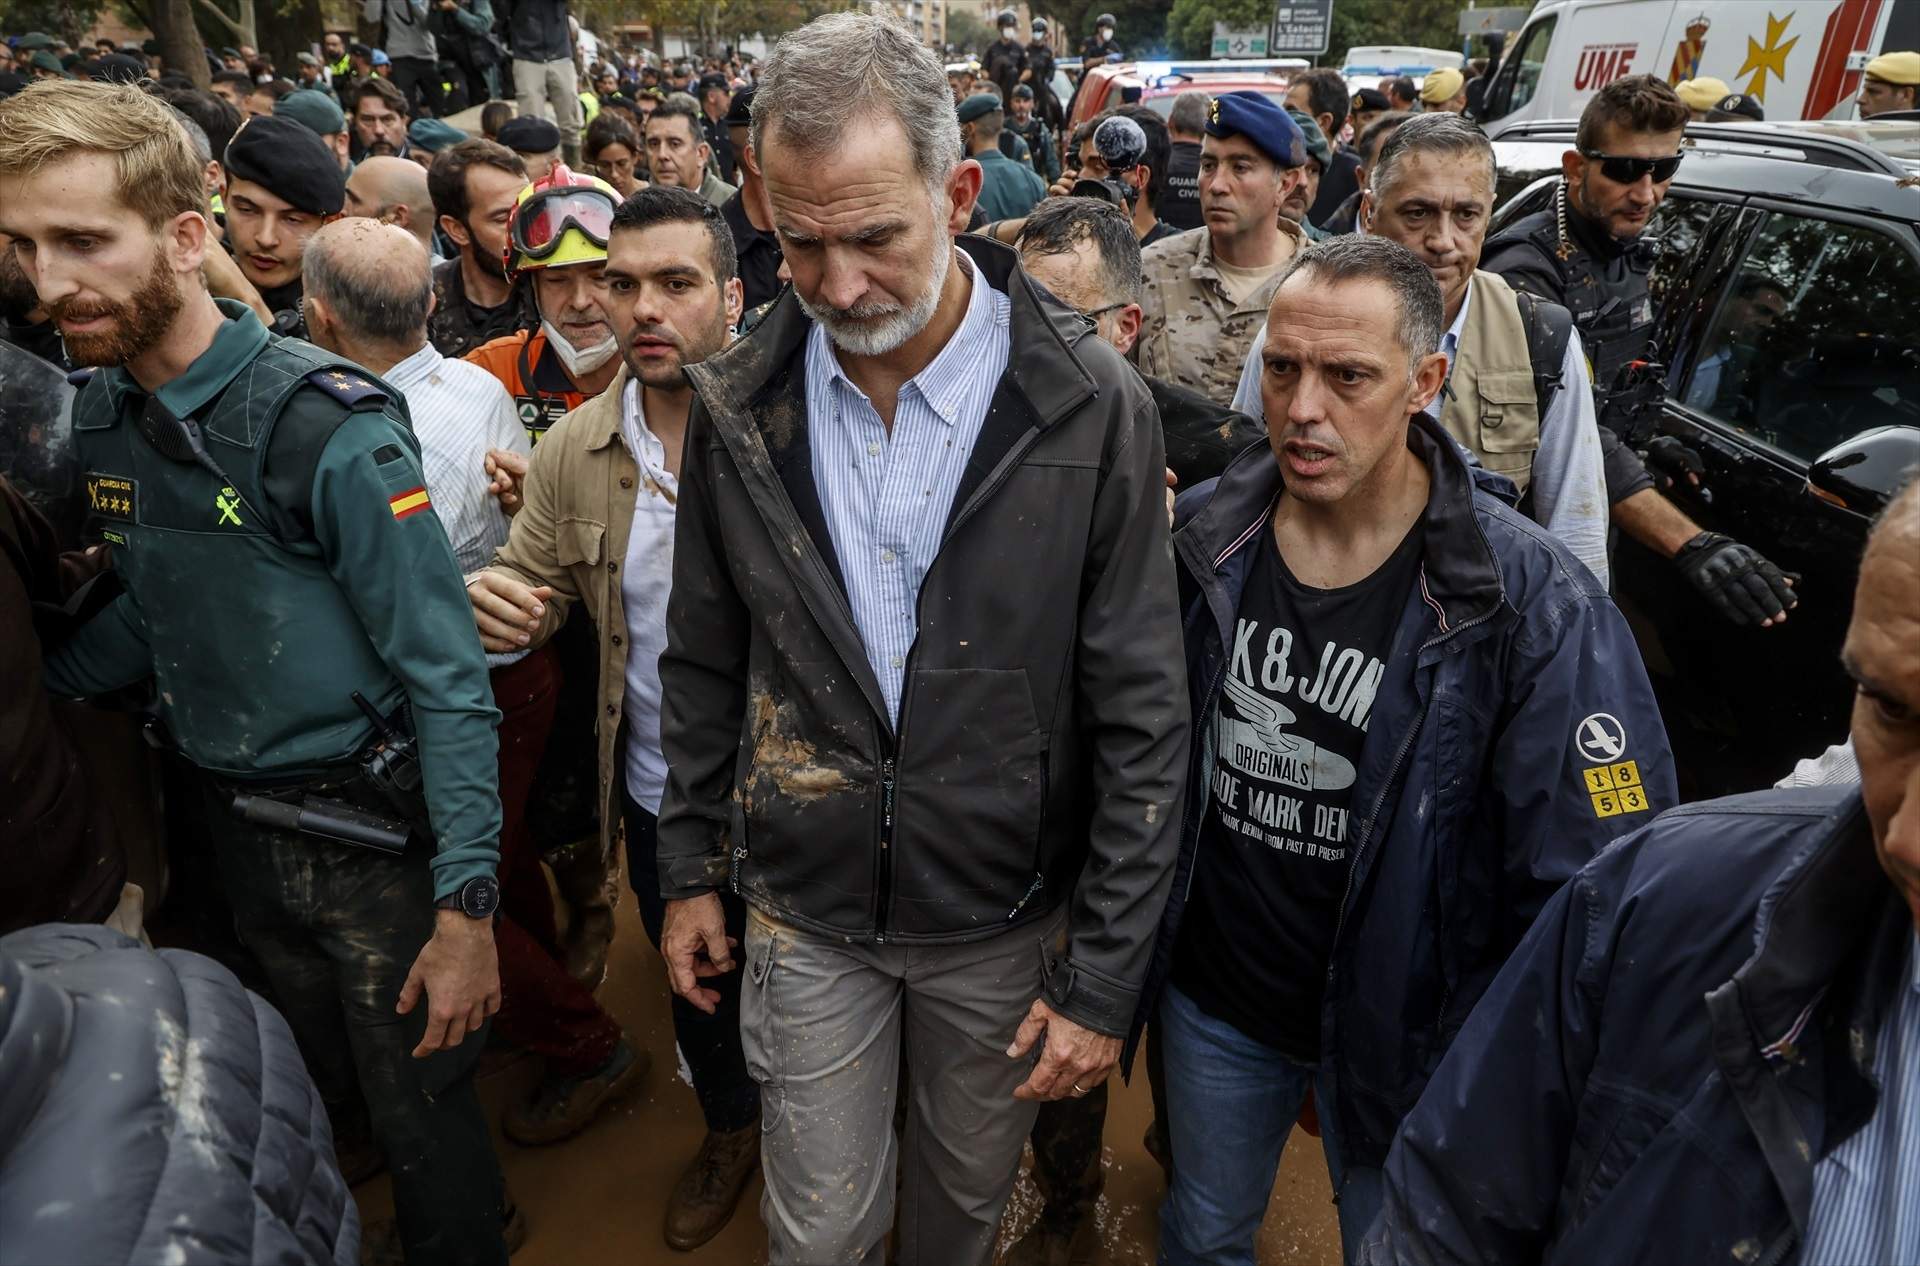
[1091,114,1146,176]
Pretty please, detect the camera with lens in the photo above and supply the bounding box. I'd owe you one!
[1068,115,1146,207]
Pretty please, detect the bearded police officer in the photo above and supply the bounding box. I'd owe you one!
[0,80,511,1265]
[1484,75,1798,628]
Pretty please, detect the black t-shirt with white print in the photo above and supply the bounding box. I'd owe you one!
[1173,518,1422,1060]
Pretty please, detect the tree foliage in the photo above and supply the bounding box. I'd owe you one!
[0,0,109,45]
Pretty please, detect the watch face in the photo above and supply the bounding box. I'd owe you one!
[462,876,501,918]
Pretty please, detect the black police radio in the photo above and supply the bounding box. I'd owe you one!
[1070,114,1147,207]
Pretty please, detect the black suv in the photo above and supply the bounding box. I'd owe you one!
[1489,119,1920,797]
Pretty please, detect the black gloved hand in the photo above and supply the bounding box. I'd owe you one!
[1642,435,1705,492]
[1672,531,1799,627]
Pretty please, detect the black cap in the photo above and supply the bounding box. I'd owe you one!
[698,72,729,95]
[1350,86,1390,113]
[497,114,562,153]
[223,114,346,216]
[1707,92,1764,122]
[349,42,371,58]
[92,52,145,84]
[725,84,755,127]
[1012,83,1033,99]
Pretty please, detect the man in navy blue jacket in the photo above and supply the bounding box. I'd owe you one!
[1360,479,1920,1266]
[1142,235,1675,1265]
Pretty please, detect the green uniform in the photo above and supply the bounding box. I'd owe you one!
[46,301,501,900]
[974,145,1049,222]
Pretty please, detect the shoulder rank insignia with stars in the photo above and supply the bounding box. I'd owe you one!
[303,366,389,409]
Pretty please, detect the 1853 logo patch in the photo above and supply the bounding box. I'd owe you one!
[85,472,137,522]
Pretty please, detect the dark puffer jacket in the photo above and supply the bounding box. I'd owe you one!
[0,925,358,1266]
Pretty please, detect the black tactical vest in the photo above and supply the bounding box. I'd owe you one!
[1484,182,1657,407]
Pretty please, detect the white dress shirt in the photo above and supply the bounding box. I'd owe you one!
[804,251,1012,723]
[617,378,679,814]
[383,341,531,667]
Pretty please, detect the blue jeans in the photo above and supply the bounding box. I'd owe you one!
[1157,982,1383,1266]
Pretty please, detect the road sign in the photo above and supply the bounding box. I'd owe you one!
[1269,0,1333,57]
[1212,22,1269,58]
[1457,5,1530,36]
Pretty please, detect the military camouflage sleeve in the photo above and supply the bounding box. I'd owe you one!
[309,405,504,900]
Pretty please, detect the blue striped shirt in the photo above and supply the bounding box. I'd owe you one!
[805,252,1011,723]
[1803,930,1919,1266]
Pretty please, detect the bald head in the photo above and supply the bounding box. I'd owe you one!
[344,155,436,252]
[1846,475,1920,930]
[302,218,432,355]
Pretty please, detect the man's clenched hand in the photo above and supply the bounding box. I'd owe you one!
[396,910,500,1059]
[662,892,738,1014]
[467,572,550,651]
[1008,998,1121,1101]
[484,448,529,515]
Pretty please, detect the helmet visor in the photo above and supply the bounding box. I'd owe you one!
[511,187,617,261]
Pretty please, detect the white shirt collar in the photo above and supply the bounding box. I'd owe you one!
[382,340,442,388]
[1441,278,1474,360]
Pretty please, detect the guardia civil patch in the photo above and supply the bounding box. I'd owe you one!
[85,472,137,522]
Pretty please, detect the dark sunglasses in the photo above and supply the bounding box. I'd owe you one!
[1581,149,1685,184]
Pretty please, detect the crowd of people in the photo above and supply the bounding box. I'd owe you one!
[0,10,1916,1266]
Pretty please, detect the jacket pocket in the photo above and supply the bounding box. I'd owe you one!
[889,667,1047,935]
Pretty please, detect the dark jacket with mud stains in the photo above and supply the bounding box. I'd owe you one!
[659,235,1190,1038]
[1359,788,1907,1266]
[1140,413,1677,1166]
[0,923,358,1265]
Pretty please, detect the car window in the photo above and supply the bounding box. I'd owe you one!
[1507,17,1555,114]
[1676,213,1920,462]
[1645,194,1717,308]
[1141,89,1289,118]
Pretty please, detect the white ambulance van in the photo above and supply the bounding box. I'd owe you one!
[1475,0,1918,129]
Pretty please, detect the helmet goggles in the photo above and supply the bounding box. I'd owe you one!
[509,185,618,265]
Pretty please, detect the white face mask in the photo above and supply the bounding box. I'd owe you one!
[541,316,620,377]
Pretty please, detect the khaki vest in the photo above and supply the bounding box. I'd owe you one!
[1440,270,1541,493]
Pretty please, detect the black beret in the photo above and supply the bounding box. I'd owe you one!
[497,114,561,153]
[92,52,145,84]
[725,84,755,126]
[1350,86,1390,113]
[224,114,345,216]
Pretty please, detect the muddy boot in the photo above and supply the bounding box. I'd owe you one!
[543,834,616,988]
[360,1197,525,1264]
[1002,1212,1099,1266]
[663,1121,763,1251]
[505,1036,651,1146]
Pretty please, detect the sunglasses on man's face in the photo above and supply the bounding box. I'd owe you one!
[1581,149,1685,184]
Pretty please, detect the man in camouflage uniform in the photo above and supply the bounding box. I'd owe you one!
[1135,92,1305,407]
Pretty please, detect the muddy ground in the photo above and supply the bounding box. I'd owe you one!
[351,896,1342,1265]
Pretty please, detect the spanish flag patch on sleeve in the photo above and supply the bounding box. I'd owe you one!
[389,486,431,520]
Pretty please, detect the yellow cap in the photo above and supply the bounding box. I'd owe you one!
[1420,67,1464,104]
[1675,77,1731,110]
[1864,50,1920,85]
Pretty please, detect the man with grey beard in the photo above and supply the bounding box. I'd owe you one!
[653,13,1190,1265]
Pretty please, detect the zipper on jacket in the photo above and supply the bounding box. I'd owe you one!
[871,423,1050,943]
[875,756,896,943]
[1753,1229,1797,1266]
[729,842,747,896]
[1325,569,1503,982]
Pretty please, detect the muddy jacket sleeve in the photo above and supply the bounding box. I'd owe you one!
[655,403,749,897]
[1489,578,1675,937]
[1049,387,1191,1037]
[1359,859,1606,1264]
[311,410,503,900]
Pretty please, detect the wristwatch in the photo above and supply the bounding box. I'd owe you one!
[435,875,501,919]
